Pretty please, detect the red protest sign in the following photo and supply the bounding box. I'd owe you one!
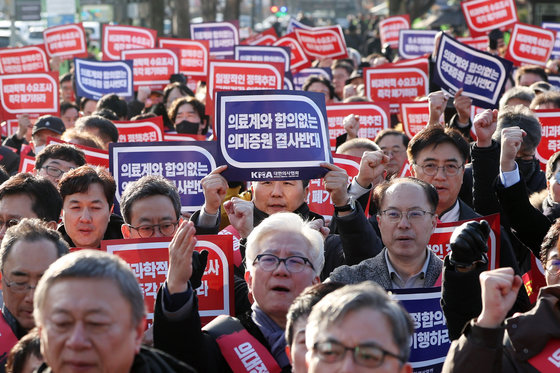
[461,0,517,37]
[121,48,178,91]
[522,252,547,304]
[242,27,278,46]
[0,72,59,117]
[163,133,207,142]
[535,109,560,166]
[306,153,361,221]
[364,60,429,104]
[326,102,390,149]
[18,155,35,173]
[1,115,38,139]
[47,137,109,168]
[43,23,88,60]
[115,116,164,143]
[0,45,49,74]
[102,25,157,61]
[158,38,209,77]
[457,36,489,51]
[379,15,410,48]
[101,235,234,327]
[294,25,348,60]
[400,102,430,138]
[505,23,556,67]
[273,33,311,74]
[206,60,284,117]
[429,213,500,269]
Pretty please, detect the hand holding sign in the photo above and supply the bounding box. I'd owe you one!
[167,220,198,294]
[223,197,254,239]
[355,150,389,189]
[343,114,360,140]
[449,220,490,269]
[474,109,498,148]
[453,88,473,125]
[500,127,526,172]
[476,267,523,328]
[201,165,229,216]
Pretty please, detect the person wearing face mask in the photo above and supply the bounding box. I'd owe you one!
[167,97,210,138]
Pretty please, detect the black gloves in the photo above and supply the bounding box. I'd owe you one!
[190,249,209,290]
[449,220,490,268]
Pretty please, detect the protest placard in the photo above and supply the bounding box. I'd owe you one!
[535,109,560,166]
[47,137,109,168]
[392,287,450,373]
[0,45,48,74]
[434,33,513,109]
[158,38,209,77]
[74,58,134,101]
[114,116,164,143]
[398,30,438,59]
[43,23,87,60]
[542,22,560,59]
[457,36,489,51]
[522,252,547,304]
[429,213,500,270]
[216,90,332,181]
[379,15,410,47]
[294,25,348,59]
[101,235,234,326]
[190,21,239,58]
[505,23,556,67]
[306,153,360,221]
[400,101,430,138]
[206,60,284,118]
[461,0,517,37]
[18,155,35,173]
[273,33,312,74]
[549,75,560,90]
[0,72,59,118]
[241,27,278,46]
[364,60,429,105]
[291,67,331,91]
[121,48,178,91]
[110,141,217,212]
[102,25,157,61]
[234,45,291,73]
[326,102,389,148]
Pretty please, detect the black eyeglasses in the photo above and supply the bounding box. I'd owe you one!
[253,254,315,273]
[379,209,434,222]
[126,221,180,238]
[41,165,68,178]
[313,340,405,368]
[414,163,464,176]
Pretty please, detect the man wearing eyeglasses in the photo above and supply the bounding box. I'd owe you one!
[329,177,443,289]
[153,212,324,372]
[306,282,413,373]
[374,129,410,179]
[0,219,68,371]
[34,144,86,186]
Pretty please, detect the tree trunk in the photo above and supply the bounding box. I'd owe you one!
[389,0,435,21]
[174,0,191,38]
[202,0,218,22]
[149,0,165,35]
[224,0,241,21]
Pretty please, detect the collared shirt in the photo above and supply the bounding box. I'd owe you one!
[439,200,460,223]
[385,248,431,289]
[499,162,521,188]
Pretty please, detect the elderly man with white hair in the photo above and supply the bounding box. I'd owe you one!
[153,213,325,372]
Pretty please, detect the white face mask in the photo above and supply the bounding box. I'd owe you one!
[34,144,45,155]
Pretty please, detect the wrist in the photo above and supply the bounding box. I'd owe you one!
[475,313,502,329]
[202,204,220,216]
[167,278,190,295]
[355,175,373,189]
[476,139,492,148]
[500,160,516,172]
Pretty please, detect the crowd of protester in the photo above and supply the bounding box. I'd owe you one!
[0,10,559,373]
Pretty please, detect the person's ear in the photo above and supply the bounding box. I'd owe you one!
[133,318,146,354]
[285,345,292,364]
[121,224,131,239]
[45,220,58,230]
[244,270,253,295]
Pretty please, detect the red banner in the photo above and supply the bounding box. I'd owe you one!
[101,235,234,326]
[306,153,361,221]
[102,25,157,61]
[115,116,164,143]
[121,48,178,91]
[461,0,518,37]
[505,23,556,67]
[158,38,209,77]
[18,155,35,173]
[206,60,284,117]
[242,27,278,46]
[428,214,500,269]
[535,109,560,167]
[294,25,348,59]
[522,252,547,304]
[0,72,59,118]
[364,60,429,104]
[400,102,430,138]
[0,45,49,74]
[457,36,489,51]
[273,33,311,74]
[47,137,109,168]
[379,15,410,47]
[43,23,88,60]
[326,102,390,149]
